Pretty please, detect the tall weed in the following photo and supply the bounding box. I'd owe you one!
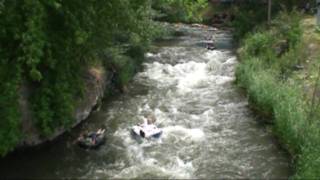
[235,9,320,178]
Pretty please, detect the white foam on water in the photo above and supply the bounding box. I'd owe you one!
[218,102,249,111]
[137,103,152,115]
[97,27,289,180]
[214,75,235,85]
[204,50,224,61]
[145,52,156,58]
[112,125,197,179]
[162,125,205,142]
[113,155,193,179]
[170,107,179,114]
[108,45,236,179]
[112,120,204,178]
[206,58,223,74]
[165,157,194,178]
[175,62,208,92]
[141,60,211,93]
[223,56,237,65]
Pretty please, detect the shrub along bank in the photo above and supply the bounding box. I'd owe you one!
[0,0,210,157]
[152,0,208,23]
[0,0,162,156]
[235,9,320,178]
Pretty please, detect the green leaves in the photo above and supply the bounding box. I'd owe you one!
[30,68,43,81]
[19,0,46,82]
[0,0,162,155]
[0,0,4,14]
[75,30,89,45]
[0,64,22,156]
[152,0,208,23]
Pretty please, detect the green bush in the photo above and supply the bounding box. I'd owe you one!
[247,70,279,116]
[272,10,302,48]
[0,0,161,155]
[235,9,320,178]
[0,65,22,155]
[273,85,306,153]
[111,54,136,86]
[231,2,267,41]
[241,32,275,60]
[297,124,320,178]
[152,0,208,23]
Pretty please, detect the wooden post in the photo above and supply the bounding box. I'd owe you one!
[268,0,272,24]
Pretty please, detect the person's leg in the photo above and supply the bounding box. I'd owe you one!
[140,130,145,138]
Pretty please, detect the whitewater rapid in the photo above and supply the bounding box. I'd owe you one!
[94,25,290,178]
[0,24,290,179]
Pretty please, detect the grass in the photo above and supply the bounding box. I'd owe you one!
[236,12,320,178]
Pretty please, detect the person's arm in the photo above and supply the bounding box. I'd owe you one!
[143,117,148,126]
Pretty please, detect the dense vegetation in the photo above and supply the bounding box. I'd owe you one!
[233,1,320,178]
[0,0,208,156]
[152,0,208,23]
[230,0,314,41]
[5,1,319,178]
[0,0,159,155]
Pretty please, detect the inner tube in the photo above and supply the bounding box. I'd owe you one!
[77,133,105,149]
[207,45,216,50]
[131,125,163,139]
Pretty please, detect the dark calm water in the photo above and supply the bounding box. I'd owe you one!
[0,24,291,179]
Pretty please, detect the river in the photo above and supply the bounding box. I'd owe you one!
[0,24,290,179]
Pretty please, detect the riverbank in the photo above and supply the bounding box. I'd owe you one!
[0,0,213,157]
[0,23,290,179]
[235,12,320,178]
[19,65,108,146]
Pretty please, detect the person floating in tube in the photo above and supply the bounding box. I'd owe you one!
[206,36,216,50]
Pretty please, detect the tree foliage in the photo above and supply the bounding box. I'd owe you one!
[0,0,210,156]
[152,0,208,23]
[0,0,160,156]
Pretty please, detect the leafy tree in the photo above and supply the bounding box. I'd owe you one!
[0,0,159,156]
[152,0,208,23]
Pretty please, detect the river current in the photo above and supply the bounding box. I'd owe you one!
[0,24,290,179]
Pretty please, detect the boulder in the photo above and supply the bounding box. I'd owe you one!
[18,66,109,147]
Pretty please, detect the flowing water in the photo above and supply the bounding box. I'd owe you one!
[0,24,290,179]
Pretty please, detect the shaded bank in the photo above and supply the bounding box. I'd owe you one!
[19,66,108,146]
